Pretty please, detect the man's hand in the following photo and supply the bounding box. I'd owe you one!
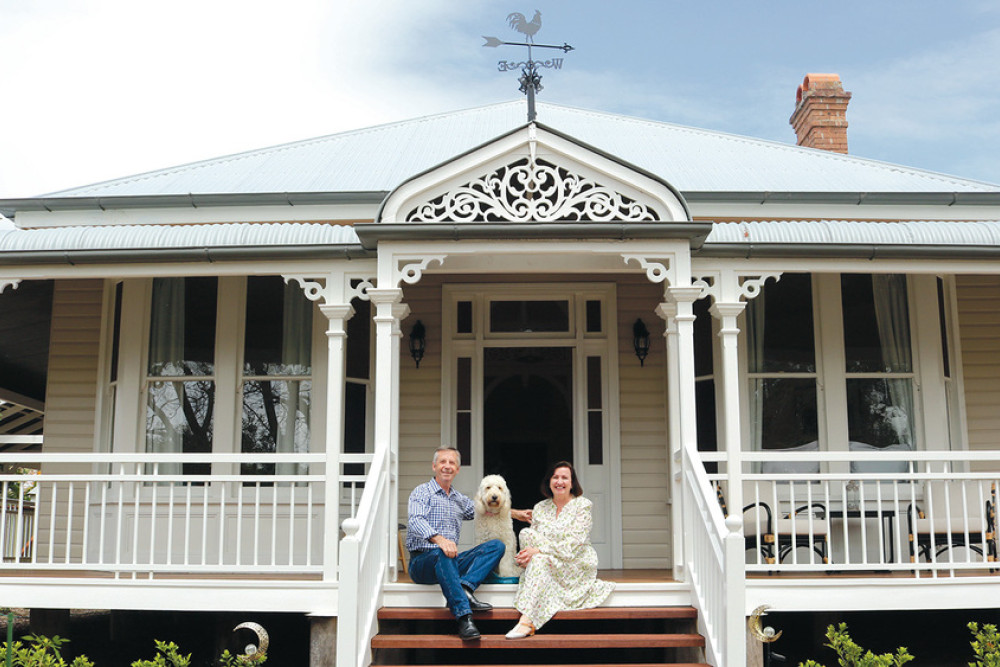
[430,535,458,558]
[511,509,533,523]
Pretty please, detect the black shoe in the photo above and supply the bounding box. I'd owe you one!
[463,584,492,612]
[457,614,481,641]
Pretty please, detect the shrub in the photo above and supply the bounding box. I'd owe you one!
[130,640,191,667]
[0,634,94,667]
[968,622,1000,667]
[800,623,914,667]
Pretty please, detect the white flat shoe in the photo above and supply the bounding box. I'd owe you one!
[505,622,535,640]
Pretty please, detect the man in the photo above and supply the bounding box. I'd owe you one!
[406,446,531,640]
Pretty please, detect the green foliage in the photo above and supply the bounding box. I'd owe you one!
[129,640,191,667]
[217,649,267,666]
[3,467,38,500]
[969,622,1000,667]
[799,623,914,667]
[0,634,94,667]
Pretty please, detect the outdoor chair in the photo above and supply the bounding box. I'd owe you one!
[907,484,997,564]
[715,484,776,564]
[774,502,830,564]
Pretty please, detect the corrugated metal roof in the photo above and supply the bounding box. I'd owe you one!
[40,102,1000,199]
[0,222,360,252]
[4,220,1000,257]
[707,220,1000,245]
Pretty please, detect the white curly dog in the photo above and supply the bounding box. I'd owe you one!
[473,474,523,578]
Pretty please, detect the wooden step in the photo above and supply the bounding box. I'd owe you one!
[377,664,711,667]
[377,606,698,621]
[371,633,706,649]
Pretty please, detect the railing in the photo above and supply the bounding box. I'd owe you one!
[337,445,392,667]
[706,450,1000,577]
[2,499,34,561]
[0,452,379,577]
[682,439,745,667]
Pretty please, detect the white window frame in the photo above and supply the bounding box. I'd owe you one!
[99,276,328,480]
[739,272,959,462]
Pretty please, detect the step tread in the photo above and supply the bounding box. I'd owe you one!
[377,606,698,621]
[376,664,711,667]
[371,633,706,649]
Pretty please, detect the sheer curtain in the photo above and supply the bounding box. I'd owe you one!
[746,288,766,451]
[147,279,186,474]
[872,274,914,449]
[276,281,311,476]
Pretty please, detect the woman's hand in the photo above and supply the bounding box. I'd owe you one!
[514,546,540,567]
[511,509,533,523]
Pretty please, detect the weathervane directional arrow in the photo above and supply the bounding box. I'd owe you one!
[482,10,575,122]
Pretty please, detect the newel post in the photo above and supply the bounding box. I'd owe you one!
[723,514,747,667]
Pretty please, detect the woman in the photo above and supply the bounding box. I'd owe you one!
[506,460,615,639]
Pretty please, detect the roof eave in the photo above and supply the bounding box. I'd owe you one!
[354,221,713,251]
[0,244,372,266]
[683,191,1000,206]
[0,191,390,217]
[697,242,1000,260]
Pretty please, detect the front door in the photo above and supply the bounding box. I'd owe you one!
[445,284,621,567]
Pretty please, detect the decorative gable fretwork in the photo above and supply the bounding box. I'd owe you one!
[404,157,660,223]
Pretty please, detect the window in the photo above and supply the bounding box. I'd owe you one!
[742,273,951,459]
[145,277,218,475]
[746,274,818,452]
[107,276,332,475]
[240,277,313,476]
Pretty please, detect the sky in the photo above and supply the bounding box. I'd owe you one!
[2,0,1000,199]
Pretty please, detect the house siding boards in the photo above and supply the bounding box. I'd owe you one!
[617,277,671,568]
[956,275,1000,460]
[37,278,103,561]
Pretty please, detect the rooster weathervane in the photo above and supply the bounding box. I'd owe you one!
[483,10,574,122]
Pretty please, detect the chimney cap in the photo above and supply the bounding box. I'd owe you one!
[796,73,845,105]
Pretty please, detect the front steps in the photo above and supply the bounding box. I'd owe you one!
[372,606,709,666]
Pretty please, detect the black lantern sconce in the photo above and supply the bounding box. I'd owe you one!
[409,320,426,368]
[633,318,651,367]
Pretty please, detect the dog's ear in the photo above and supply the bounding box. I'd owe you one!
[473,493,486,514]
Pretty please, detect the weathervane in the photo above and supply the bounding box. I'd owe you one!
[483,11,574,122]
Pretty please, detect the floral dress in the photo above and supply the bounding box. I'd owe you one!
[512,495,615,629]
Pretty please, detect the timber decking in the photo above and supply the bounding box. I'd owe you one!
[371,605,708,666]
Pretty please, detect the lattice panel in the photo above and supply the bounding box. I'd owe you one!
[405,157,659,223]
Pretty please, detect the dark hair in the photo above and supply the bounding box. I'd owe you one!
[540,460,583,498]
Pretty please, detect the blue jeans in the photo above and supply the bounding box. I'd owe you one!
[408,539,505,618]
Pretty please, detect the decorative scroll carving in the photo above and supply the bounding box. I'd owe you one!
[0,279,21,294]
[622,255,671,284]
[397,256,445,285]
[738,273,781,300]
[405,157,659,223]
[691,271,780,303]
[283,274,375,304]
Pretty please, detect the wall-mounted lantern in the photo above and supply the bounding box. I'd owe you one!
[409,320,426,368]
[633,318,650,367]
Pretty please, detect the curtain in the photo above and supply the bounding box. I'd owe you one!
[147,279,186,474]
[275,282,311,476]
[746,288,766,451]
[872,274,913,448]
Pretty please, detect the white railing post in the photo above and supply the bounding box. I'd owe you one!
[711,301,747,514]
[656,300,684,580]
[723,514,747,667]
[337,518,361,667]
[319,303,354,582]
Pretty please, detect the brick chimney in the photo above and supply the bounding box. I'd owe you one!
[789,73,852,153]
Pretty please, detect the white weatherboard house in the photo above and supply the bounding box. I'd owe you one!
[3,74,1000,666]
